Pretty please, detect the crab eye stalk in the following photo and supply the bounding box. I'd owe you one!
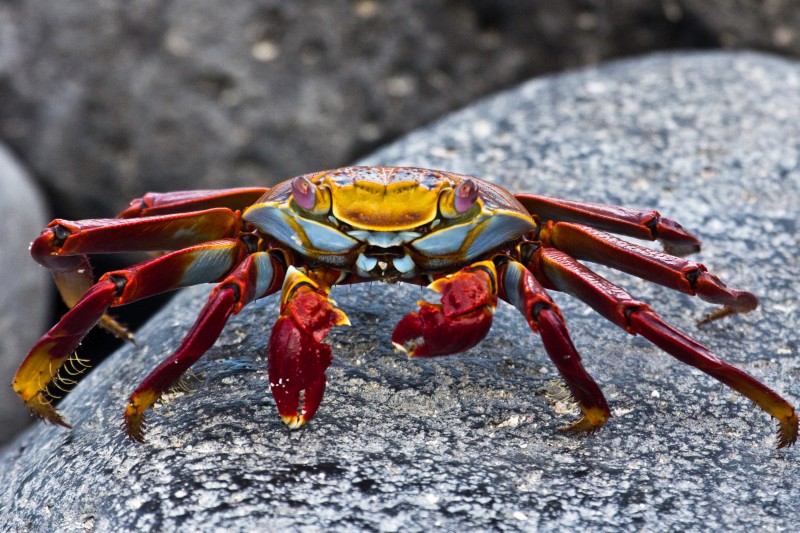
[291,176,331,215]
[455,180,478,212]
[440,179,480,219]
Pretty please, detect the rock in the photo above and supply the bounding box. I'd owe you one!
[0,145,49,445]
[681,0,800,54]
[1,51,798,531]
[0,0,715,218]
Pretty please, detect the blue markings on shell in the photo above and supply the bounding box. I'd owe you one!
[412,212,534,261]
[465,215,535,259]
[412,222,473,255]
[243,203,359,256]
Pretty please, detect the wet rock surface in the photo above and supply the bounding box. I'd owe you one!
[0,144,48,446]
[1,52,799,531]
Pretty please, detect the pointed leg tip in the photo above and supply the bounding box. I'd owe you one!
[776,412,798,449]
[697,295,759,326]
[25,395,71,429]
[697,306,736,326]
[125,414,147,443]
[557,408,610,435]
[99,314,135,342]
[124,402,149,443]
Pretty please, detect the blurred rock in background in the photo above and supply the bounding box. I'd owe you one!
[0,0,721,217]
[682,0,800,52]
[0,144,48,445]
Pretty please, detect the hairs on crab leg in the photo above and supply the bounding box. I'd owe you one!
[530,246,798,448]
[515,193,701,256]
[125,250,287,442]
[497,259,611,432]
[13,239,246,427]
[391,260,498,357]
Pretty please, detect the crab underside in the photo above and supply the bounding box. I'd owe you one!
[13,166,797,447]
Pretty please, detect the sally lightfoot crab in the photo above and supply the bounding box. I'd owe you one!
[13,166,797,446]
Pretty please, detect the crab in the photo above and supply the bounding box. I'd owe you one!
[13,166,797,446]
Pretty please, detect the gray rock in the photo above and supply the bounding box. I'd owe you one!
[0,145,49,445]
[681,0,800,54]
[0,0,714,218]
[1,51,799,531]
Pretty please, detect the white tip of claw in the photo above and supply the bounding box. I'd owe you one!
[392,341,408,354]
[335,311,352,327]
[281,414,308,430]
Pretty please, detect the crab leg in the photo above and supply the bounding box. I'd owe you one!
[13,239,246,427]
[125,250,287,441]
[498,259,611,432]
[539,221,758,315]
[515,193,701,256]
[118,187,268,218]
[531,247,798,448]
[31,209,240,338]
[267,267,350,429]
[391,260,498,357]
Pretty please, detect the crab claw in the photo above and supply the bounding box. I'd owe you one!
[268,267,349,429]
[392,260,498,357]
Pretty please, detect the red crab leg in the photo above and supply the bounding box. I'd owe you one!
[13,239,246,427]
[539,221,758,315]
[124,250,287,442]
[31,209,240,338]
[531,247,798,448]
[118,187,268,218]
[498,259,611,432]
[391,260,498,357]
[268,267,350,429]
[515,193,701,256]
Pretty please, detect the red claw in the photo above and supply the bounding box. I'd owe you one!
[268,269,349,428]
[392,261,497,357]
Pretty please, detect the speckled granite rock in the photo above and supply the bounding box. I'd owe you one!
[0,145,48,446]
[1,52,799,531]
[0,0,714,218]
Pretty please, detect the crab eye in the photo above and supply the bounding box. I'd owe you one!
[454,179,478,213]
[439,179,480,219]
[291,176,317,210]
[290,176,332,215]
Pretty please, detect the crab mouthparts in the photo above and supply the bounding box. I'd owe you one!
[356,246,416,278]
